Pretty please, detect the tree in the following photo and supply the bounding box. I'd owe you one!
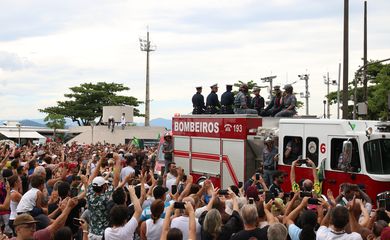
[40,82,142,126]
[44,113,66,140]
[327,61,390,120]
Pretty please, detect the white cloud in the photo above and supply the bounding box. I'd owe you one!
[0,0,389,120]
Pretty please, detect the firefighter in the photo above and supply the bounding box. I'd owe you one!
[260,85,283,117]
[192,86,205,114]
[275,84,297,117]
[251,87,265,115]
[220,84,235,114]
[162,132,173,173]
[205,84,220,114]
[262,136,278,187]
[234,84,258,114]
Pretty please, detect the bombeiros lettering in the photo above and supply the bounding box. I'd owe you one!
[174,121,219,133]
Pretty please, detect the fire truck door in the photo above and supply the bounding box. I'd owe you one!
[191,137,221,177]
[222,139,245,188]
[173,136,190,173]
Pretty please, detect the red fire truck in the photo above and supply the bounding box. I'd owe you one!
[171,114,390,204]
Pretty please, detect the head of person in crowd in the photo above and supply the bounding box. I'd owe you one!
[226,84,233,92]
[267,223,288,240]
[284,84,293,95]
[300,179,314,192]
[57,181,71,199]
[253,87,260,96]
[239,83,248,93]
[125,154,136,167]
[167,228,183,240]
[112,187,127,205]
[272,171,285,185]
[330,206,349,231]
[196,86,202,94]
[8,174,20,191]
[13,214,39,239]
[373,220,388,238]
[153,185,168,201]
[53,226,73,240]
[92,176,108,194]
[109,205,129,227]
[31,174,45,191]
[210,84,218,93]
[204,209,222,238]
[151,199,165,223]
[297,210,317,240]
[246,185,260,202]
[168,162,178,177]
[240,204,258,228]
[274,85,282,96]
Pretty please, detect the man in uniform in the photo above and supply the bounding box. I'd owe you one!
[205,84,220,114]
[262,136,278,187]
[251,87,265,115]
[192,86,205,114]
[220,84,235,114]
[261,85,283,117]
[234,84,258,114]
[275,84,297,117]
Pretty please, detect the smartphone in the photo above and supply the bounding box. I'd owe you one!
[160,166,165,175]
[72,218,84,226]
[5,144,10,150]
[378,199,386,209]
[174,202,186,209]
[265,191,273,203]
[238,181,243,188]
[248,197,254,204]
[106,153,113,159]
[171,185,177,195]
[297,159,307,165]
[300,191,312,198]
[255,172,260,181]
[308,198,320,205]
[182,175,187,182]
[218,189,229,195]
[342,197,349,205]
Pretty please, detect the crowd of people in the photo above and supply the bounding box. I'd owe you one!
[191,83,296,117]
[0,141,389,240]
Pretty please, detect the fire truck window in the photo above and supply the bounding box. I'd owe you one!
[330,138,361,172]
[364,139,390,174]
[283,136,303,165]
[306,137,319,166]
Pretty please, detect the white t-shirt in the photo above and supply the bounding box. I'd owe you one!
[166,177,177,193]
[170,216,201,240]
[121,116,126,125]
[145,218,164,240]
[16,188,39,213]
[104,217,138,240]
[120,166,135,181]
[316,226,362,240]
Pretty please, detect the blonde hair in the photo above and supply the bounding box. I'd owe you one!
[204,209,222,238]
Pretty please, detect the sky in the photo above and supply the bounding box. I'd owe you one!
[0,0,389,123]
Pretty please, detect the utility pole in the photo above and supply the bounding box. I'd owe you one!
[298,74,310,115]
[261,75,277,98]
[342,0,349,119]
[140,29,156,127]
[363,1,368,101]
[337,63,341,119]
[324,72,337,118]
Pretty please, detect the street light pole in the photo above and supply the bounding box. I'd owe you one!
[140,29,156,127]
[324,72,337,118]
[261,75,277,99]
[16,123,21,145]
[299,74,310,115]
[90,121,96,144]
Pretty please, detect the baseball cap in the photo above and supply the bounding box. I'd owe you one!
[14,214,39,226]
[246,185,260,201]
[92,176,108,187]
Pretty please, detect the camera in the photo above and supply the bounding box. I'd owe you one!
[218,189,229,195]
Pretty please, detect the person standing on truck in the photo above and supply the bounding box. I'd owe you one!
[260,85,283,117]
[205,84,220,114]
[220,84,235,114]
[162,133,173,173]
[262,136,278,187]
[234,84,258,114]
[275,84,297,117]
[251,87,265,115]
[192,86,205,114]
